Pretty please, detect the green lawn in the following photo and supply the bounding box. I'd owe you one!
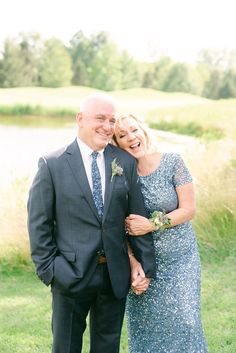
[0,257,235,353]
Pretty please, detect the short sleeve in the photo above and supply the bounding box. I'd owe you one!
[172,154,193,187]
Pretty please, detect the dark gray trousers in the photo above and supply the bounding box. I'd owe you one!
[52,264,126,353]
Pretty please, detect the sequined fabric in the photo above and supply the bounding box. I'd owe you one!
[126,153,208,353]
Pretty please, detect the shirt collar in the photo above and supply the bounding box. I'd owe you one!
[76,137,104,159]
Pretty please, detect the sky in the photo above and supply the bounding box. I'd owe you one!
[1,0,236,63]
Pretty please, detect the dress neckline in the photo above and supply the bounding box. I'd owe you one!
[139,153,166,178]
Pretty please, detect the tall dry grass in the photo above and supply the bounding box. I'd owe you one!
[0,177,32,272]
[188,139,236,261]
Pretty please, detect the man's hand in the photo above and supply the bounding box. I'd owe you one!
[130,258,145,282]
[130,258,151,295]
[132,276,151,295]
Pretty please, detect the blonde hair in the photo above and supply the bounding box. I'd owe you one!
[112,113,153,151]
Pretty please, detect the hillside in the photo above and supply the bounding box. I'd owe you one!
[0,86,208,114]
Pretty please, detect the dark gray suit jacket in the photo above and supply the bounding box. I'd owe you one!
[27,140,155,299]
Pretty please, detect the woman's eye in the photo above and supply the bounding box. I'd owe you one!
[119,134,125,139]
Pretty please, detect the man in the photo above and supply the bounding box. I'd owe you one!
[27,93,155,353]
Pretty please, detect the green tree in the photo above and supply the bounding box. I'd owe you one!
[119,50,139,89]
[87,32,117,90]
[69,31,127,90]
[38,38,72,87]
[69,31,92,86]
[203,70,223,99]
[218,70,236,98]
[198,48,236,71]
[141,68,154,88]
[152,56,173,90]
[0,33,42,87]
[0,58,5,86]
[139,57,173,90]
[162,63,199,94]
[195,63,211,96]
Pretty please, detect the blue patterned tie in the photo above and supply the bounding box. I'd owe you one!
[91,151,104,219]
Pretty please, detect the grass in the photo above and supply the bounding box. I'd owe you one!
[0,86,211,129]
[201,257,236,353]
[0,105,76,127]
[0,86,95,108]
[149,120,224,140]
[0,87,235,140]
[0,258,235,353]
[0,270,126,353]
[0,114,75,127]
[0,87,207,109]
[146,99,236,141]
[0,271,52,353]
[0,104,74,117]
[146,99,236,127]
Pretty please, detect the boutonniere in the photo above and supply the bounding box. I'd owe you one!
[111,158,123,182]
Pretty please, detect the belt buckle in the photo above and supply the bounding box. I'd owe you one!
[98,255,106,264]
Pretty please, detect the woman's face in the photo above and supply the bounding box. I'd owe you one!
[114,117,147,159]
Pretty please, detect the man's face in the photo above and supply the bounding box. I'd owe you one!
[77,99,116,151]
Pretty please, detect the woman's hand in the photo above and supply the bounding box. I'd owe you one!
[130,258,151,295]
[125,214,154,236]
[132,276,151,295]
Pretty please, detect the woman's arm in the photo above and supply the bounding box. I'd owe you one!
[167,182,196,225]
[126,182,196,236]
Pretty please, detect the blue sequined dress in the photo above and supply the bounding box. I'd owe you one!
[126,153,208,353]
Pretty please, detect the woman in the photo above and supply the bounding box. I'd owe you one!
[113,114,208,353]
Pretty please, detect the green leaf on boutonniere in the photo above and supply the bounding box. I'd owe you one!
[111,158,123,182]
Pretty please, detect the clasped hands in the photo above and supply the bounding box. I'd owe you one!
[131,260,151,295]
[126,214,153,295]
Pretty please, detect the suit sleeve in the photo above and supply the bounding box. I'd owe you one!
[127,159,156,278]
[27,157,58,285]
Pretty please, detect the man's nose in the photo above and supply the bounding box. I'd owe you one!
[102,121,114,131]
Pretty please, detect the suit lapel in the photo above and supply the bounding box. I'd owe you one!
[65,140,100,221]
[103,144,116,221]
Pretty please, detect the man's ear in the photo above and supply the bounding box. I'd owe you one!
[76,112,82,124]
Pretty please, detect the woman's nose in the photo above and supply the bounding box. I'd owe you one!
[127,132,136,140]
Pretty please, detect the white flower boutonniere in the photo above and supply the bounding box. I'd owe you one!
[111,158,123,182]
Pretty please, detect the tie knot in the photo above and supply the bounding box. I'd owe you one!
[91,151,99,160]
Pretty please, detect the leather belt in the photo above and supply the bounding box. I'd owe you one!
[98,255,107,264]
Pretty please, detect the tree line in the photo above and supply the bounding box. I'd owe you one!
[0,31,236,99]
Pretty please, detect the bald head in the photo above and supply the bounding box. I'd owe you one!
[80,92,116,117]
[76,92,117,151]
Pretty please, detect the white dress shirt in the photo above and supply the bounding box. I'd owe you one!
[77,137,105,202]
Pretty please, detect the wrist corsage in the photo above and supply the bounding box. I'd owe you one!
[149,210,172,232]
